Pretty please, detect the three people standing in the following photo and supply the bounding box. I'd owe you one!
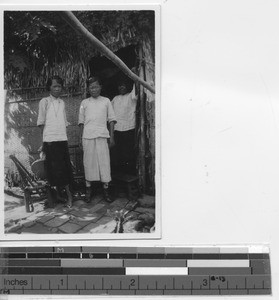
[38,74,137,206]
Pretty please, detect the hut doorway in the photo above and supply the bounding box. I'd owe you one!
[88,44,137,100]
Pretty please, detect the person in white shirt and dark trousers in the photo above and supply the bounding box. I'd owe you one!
[111,77,138,176]
[37,76,73,208]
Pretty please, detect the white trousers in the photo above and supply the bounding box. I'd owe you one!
[82,138,111,182]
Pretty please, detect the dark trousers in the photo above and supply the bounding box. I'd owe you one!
[43,141,73,187]
[111,129,136,175]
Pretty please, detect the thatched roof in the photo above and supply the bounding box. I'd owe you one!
[4,10,154,89]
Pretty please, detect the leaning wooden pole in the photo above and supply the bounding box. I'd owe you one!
[138,47,146,192]
[59,11,155,94]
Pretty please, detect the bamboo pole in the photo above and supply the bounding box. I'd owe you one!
[138,47,146,192]
[59,11,155,94]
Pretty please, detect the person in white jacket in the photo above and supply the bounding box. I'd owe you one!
[111,78,138,176]
[37,75,73,208]
[79,76,116,203]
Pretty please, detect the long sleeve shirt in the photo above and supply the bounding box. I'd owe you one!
[78,96,116,139]
[111,85,138,131]
[37,95,69,142]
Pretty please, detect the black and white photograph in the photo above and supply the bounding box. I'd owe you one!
[2,7,160,238]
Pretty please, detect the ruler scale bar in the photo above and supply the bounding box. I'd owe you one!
[1,267,126,275]
[188,260,250,267]
[1,260,61,267]
[126,267,189,275]
[189,267,253,275]
[0,253,270,259]
[0,259,269,270]
[124,259,187,267]
[61,259,124,268]
[0,246,271,296]
[0,252,270,259]
[109,253,137,259]
[82,253,108,259]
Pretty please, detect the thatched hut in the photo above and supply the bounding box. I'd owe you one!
[4,10,156,194]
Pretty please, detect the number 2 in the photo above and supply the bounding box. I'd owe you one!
[130,279,135,287]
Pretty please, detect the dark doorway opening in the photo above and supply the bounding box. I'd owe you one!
[88,44,138,100]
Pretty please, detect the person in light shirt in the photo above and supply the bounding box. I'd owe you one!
[37,75,73,208]
[111,78,138,175]
[79,77,116,203]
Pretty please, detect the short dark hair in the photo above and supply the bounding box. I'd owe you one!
[117,80,128,87]
[46,76,63,91]
[87,76,102,87]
